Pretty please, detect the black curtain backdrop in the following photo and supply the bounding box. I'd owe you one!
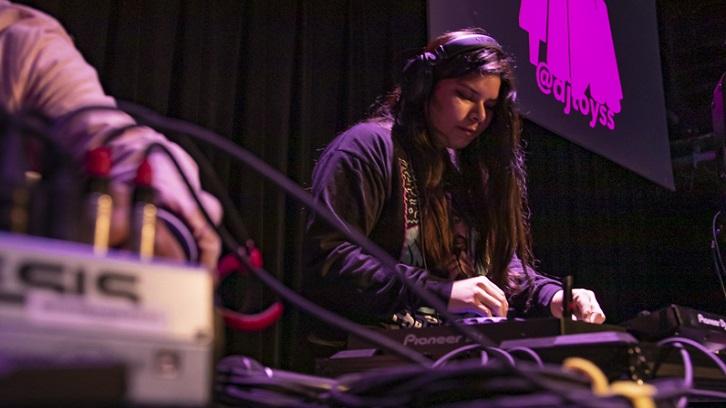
[18,0,726,372]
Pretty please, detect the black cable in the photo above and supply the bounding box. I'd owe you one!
[139,141,431,366]
[438,393,624,408]
[218,376,321,398]
[170,136,251,242]
[48,103,434,365]
[327,363,491,407]
[216,356,331,407]
[99,123,147,146]
[118,100,497,348]
[218,386,326,408]
[711,211,726,301]
[329,360,617,408]
[51,104,125,139]
[678,346,694,389]
[657,337,726,376]
[506,346,544,368]
[95,120,252,244]
[432,345,515,369]
[671,387,726,400]
[117,101,609,407]
[712,243,726,300]
[388,350,520,399]
[326,381,410,407]
[432,344,482,368]
[650,336,726,407]
[216,355,337,394]
[675,345,692,408]
[57,102,605,407]
[650,381,726,405]
[485,346,516,367]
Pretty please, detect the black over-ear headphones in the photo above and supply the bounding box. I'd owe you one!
[400,34,501,106]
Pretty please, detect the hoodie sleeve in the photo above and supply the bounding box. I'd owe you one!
[0,3,221,268]
[304,123,452,322]
[506,254,562,317]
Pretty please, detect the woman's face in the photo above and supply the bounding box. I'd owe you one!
[427,72,501,150]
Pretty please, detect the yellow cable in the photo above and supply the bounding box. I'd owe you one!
[563,357,609,395]
[609,381,656,408]
[562,357,656,408]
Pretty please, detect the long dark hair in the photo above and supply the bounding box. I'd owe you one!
[371,28,533,292]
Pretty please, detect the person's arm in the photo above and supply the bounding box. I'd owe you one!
[506,255,562,317]
[2,4,221,267]
[304,130,451,322]
[444,254,555,318]
[507,255,606,323]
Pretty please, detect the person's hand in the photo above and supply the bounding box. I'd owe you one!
[106,182,225,271]
[447,275,508,317]
[109,184,187,261]
[550,289,606,324]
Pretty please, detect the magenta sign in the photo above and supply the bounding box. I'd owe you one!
[429,0,673,189]
[520,0,622,130]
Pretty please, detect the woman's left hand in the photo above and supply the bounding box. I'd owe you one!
[550,289,606,324]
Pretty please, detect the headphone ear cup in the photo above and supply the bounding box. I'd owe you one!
[401,51,437,107]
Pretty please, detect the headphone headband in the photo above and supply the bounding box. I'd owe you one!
[399,32,502,113]
[432,34,501,62]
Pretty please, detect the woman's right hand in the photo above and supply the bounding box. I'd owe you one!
[447,275,508,317]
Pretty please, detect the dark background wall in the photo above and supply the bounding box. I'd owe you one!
[18,0,726,371]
